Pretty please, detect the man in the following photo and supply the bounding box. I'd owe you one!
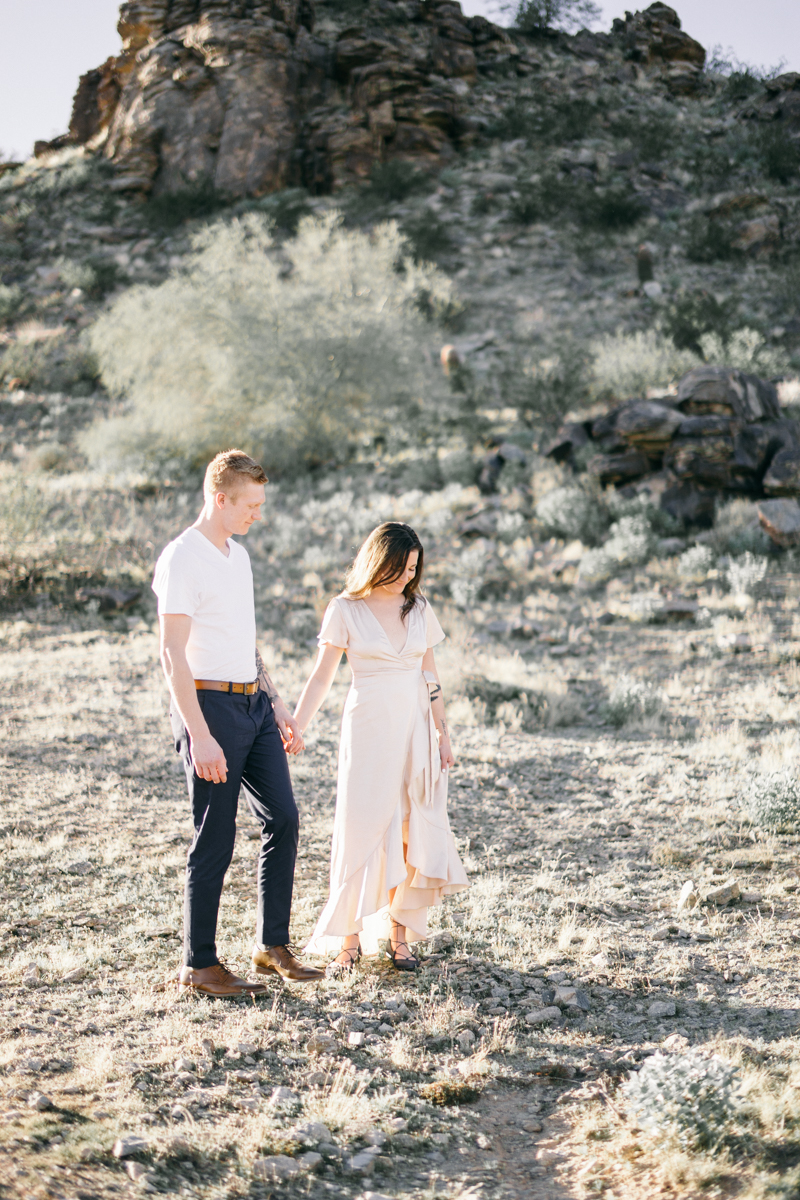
[153,448,323,995]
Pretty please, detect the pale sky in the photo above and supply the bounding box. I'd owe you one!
[1,0,797,160]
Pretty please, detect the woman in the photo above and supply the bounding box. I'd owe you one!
[294,522,469,973]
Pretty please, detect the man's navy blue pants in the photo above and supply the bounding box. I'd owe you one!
[170,689,298,969]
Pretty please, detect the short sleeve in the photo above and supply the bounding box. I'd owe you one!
[318,599,349,649]
[152,547,201,618]
[424,600,445,649]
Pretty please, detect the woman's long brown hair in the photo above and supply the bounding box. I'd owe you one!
[344,522,424,619]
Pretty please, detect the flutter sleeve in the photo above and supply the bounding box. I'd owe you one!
[424,599,446,649]
[317,598,349,649]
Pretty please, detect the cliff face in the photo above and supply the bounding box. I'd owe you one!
[65,0,514,197]
[59,0,709,200]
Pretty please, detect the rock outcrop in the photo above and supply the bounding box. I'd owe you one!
[610,3,705,94]
[56,0,516,197]
[546,366,800,525]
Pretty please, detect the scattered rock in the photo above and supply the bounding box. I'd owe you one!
[22,963,42,987]
[346,1146,380,1176]
[525,1006,563,1025]
[662,1033,690,1050]
[236,1041,258,1056]
[76,586,141,612]
[758,498,800,547]
[348,1031,366,1048]
[428,931,455,953]
[62,966,88,983]
[126,1162,150,1182]
[297,1151,323,1171]
[268,1086,298,1107]
[705,880,741,906]
[253,1155,301,1182]
[290,1122,332,1146]
[112,1136,149,1158]
[647,1000,677,1019]
[553,986,591,1012]
[308,1034,339,1054]
[457,1029,476,1051]
[27,1092,53,1111]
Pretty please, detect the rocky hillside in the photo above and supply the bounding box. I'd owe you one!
[1,0,800,485]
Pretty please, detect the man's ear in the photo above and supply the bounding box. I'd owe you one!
[214,491,227,510]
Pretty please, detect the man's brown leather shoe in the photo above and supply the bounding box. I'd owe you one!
[252,944,324,982]
[178,962,268,996]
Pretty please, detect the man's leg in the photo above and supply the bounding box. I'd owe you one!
[172,693,250,968]
[242,693,322,982]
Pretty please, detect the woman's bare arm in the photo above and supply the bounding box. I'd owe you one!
[422,647,455,769]
[294,643,345,733]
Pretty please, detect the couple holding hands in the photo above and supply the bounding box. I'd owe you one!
[153,449,468,995]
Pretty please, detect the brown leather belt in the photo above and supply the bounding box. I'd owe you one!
[195,679,258,695]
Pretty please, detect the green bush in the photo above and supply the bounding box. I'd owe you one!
[509,176,643,230]
[144,178,228,229]
[743,769,800,831]
[662,289,739,355]
[590,329,699,399]
[367,161,432,203]
[400,210,453,261]
[0,337,98,393]
[0,283,22,322]
[509,0,602,34]
[684,214,739,264]
[83,213,457,477]
[535,486,609,544]
[605,674,666,726]
[505,339,591,428]
[250,188,313,235]
[726,551,768,596]
[610,112,677,162]
[755,125,800,184]
[723,68,763,101]
[623,1052,740,1150]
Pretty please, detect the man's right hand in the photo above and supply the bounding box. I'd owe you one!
[191,733,228,784]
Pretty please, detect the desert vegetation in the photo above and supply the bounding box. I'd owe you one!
[3,2,800,1198]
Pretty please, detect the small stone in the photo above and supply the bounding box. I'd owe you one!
[758,498,800,548]
[234,1097,260,1112]
[662,1033,690,1050]
[27,1092,53,1111]
[428,932,454,952]
[741,891,763,904]
[200,1038,214,1055]
[457,1029,476,1051]
[237,1041,258,1056]
[126,1162,149,1181]
[705,881,741,907]
[591,951,610,970]
[346,1146,380,1175]
[113,1136,149,1158]
[348,1031,366,1048]
[525,1006,563,1025]
[297,1151,322,1170]
[268,1086,298,1107]
[648,1000,677,1019]
[253,1155,301,1181]
[377,1023,394,1035]
[553,986,591,1012]
[290,1121,332,1146]
[536,1147,565,1165]
[22,963,42,987]
[677,880,699,913]
[522,1118,542,1132]
[92,1109,113,1120]
[63,966,88,983]
[174,1057,195,1073]
[642,280,662,299]
[307,1035,338,1054]
[475,1133,492,1150]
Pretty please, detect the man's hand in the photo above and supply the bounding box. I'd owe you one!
[191,732,229,784]
[273,699,305,755]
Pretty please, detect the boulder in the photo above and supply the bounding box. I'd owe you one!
[676,366,780,423]
[64,0,516,197]
[757,498,800,547]
[659,483,716,529]
[614,401,683,450]
[587,449,651,485]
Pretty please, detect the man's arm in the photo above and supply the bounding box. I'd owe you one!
[256,646,305,756]
[160,614,228,784]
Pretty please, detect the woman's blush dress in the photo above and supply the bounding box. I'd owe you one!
[305,595,469,956]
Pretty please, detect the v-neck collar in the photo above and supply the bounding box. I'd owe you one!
[359,598,412,656]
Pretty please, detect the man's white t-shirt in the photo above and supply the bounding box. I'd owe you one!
[152,527,257,683]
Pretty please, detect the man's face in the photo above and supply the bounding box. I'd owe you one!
[216,481,265,536]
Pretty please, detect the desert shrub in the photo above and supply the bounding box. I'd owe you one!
[583,186,646,231]
[367,161,432,203]
[508,0,601,34]
[699,326,790,377]
[0,283,22,322]
[605,673,666,726]
[509,175,643,230]
[506,340,591,428]
[623,1052,741,1150]
[678,544,715,578]
[605,491,680,537]
[662,289,739,356]
[82,213,457,477]
[726,551,768,596]
[590,328,698,399]
[449,542,490,608]
[602,514,653,563]
[250,188,312,235]
[755,125,800,184]
[535,486,608,544]
[684,214,739,264]
[712,498,771,556]
[144,178,228,229]
[610,111,677,162]
[440,450,478,487]
[743,768,800,831]
[0,336,98,394]
[722,68,763,101]
[400,210,453,261]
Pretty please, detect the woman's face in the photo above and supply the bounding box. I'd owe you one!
[380,550,419,595]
